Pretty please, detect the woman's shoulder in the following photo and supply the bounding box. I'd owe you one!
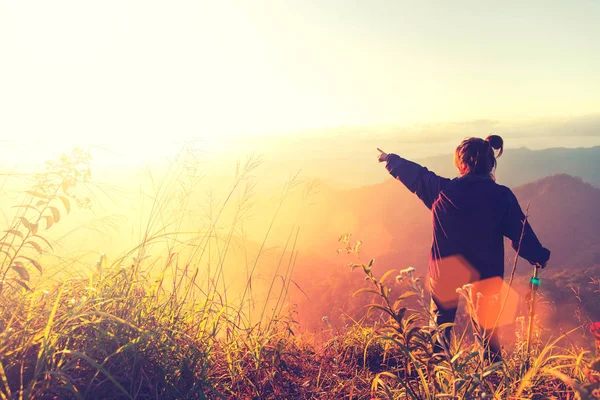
[492,183,519,203]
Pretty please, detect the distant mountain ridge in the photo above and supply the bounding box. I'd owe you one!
[292,172,600,270]
[256,145,600,189]
[511,174,600,268]
[418,146,600,188]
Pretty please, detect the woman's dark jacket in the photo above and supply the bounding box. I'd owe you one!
[385,154,551,281]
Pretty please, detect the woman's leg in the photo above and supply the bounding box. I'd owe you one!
[471,278,505,363]
[431,294,458,354]
[485,328,503,363]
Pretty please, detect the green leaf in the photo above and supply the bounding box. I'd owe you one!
[11,264,30,281]
[379,269,397,284]
[49,207,61,223]
[393,291,417,310]
[31,235,53,251]
[4,230,24,239]
[14,279,31,291]
[406,326,423,342]
[25,241,43,254]
[59,196,71,214]
[62,180,70,194]
[482,361,504,377]
[379,285,391,299]
[396,307,407,321]
[43,215,54,229]
[16,256,42,274]
[366,303,396,319]
[404,312,420,326]
[437,322,455,332]
[455,351,480,372]
[398,291,417,301]
[19,217,31,229]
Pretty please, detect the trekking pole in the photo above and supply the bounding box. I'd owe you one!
[525,264,542,369]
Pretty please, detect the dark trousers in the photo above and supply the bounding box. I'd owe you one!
[431,294,502,362]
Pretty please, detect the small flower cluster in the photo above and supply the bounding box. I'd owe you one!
[395,267,415,283]
[455,283,473,295]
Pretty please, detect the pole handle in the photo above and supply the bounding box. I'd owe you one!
[530,262,545,286]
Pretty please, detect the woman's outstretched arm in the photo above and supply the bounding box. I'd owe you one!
[501,188,551,267]
[378,148,451,210]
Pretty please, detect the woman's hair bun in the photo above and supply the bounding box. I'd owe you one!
[485,134,504,157]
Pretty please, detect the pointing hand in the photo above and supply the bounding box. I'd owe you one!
[377,148,389,163]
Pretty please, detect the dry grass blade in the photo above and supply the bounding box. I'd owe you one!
[25,190,55,200]
[59,350,133,399]
[0,360,11,399]
[11,205,39,213]
[515,326,583,398]
[0,243,15,252]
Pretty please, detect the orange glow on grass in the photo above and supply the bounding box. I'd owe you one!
[469,276,520,330]
[430,254,480,309]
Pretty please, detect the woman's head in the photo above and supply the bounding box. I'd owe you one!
[454,135,504,177]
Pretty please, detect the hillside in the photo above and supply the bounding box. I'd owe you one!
[290,173,600,329]
[511,174,600,268]
[295,173,600,271]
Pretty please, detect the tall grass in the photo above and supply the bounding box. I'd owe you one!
[0,149,599,399]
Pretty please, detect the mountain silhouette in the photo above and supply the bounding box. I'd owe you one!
[247,145,600,189]
[418,146,600,188]
[290,173,600,329]
[511,174,600,268]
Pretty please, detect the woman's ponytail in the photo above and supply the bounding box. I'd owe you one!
[485,134,504,157]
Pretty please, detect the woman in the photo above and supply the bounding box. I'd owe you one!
[377,135,550,361]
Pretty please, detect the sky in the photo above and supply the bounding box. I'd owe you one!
[1,0,599,167]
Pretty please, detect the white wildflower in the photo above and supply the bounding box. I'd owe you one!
[456,283,474,294]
